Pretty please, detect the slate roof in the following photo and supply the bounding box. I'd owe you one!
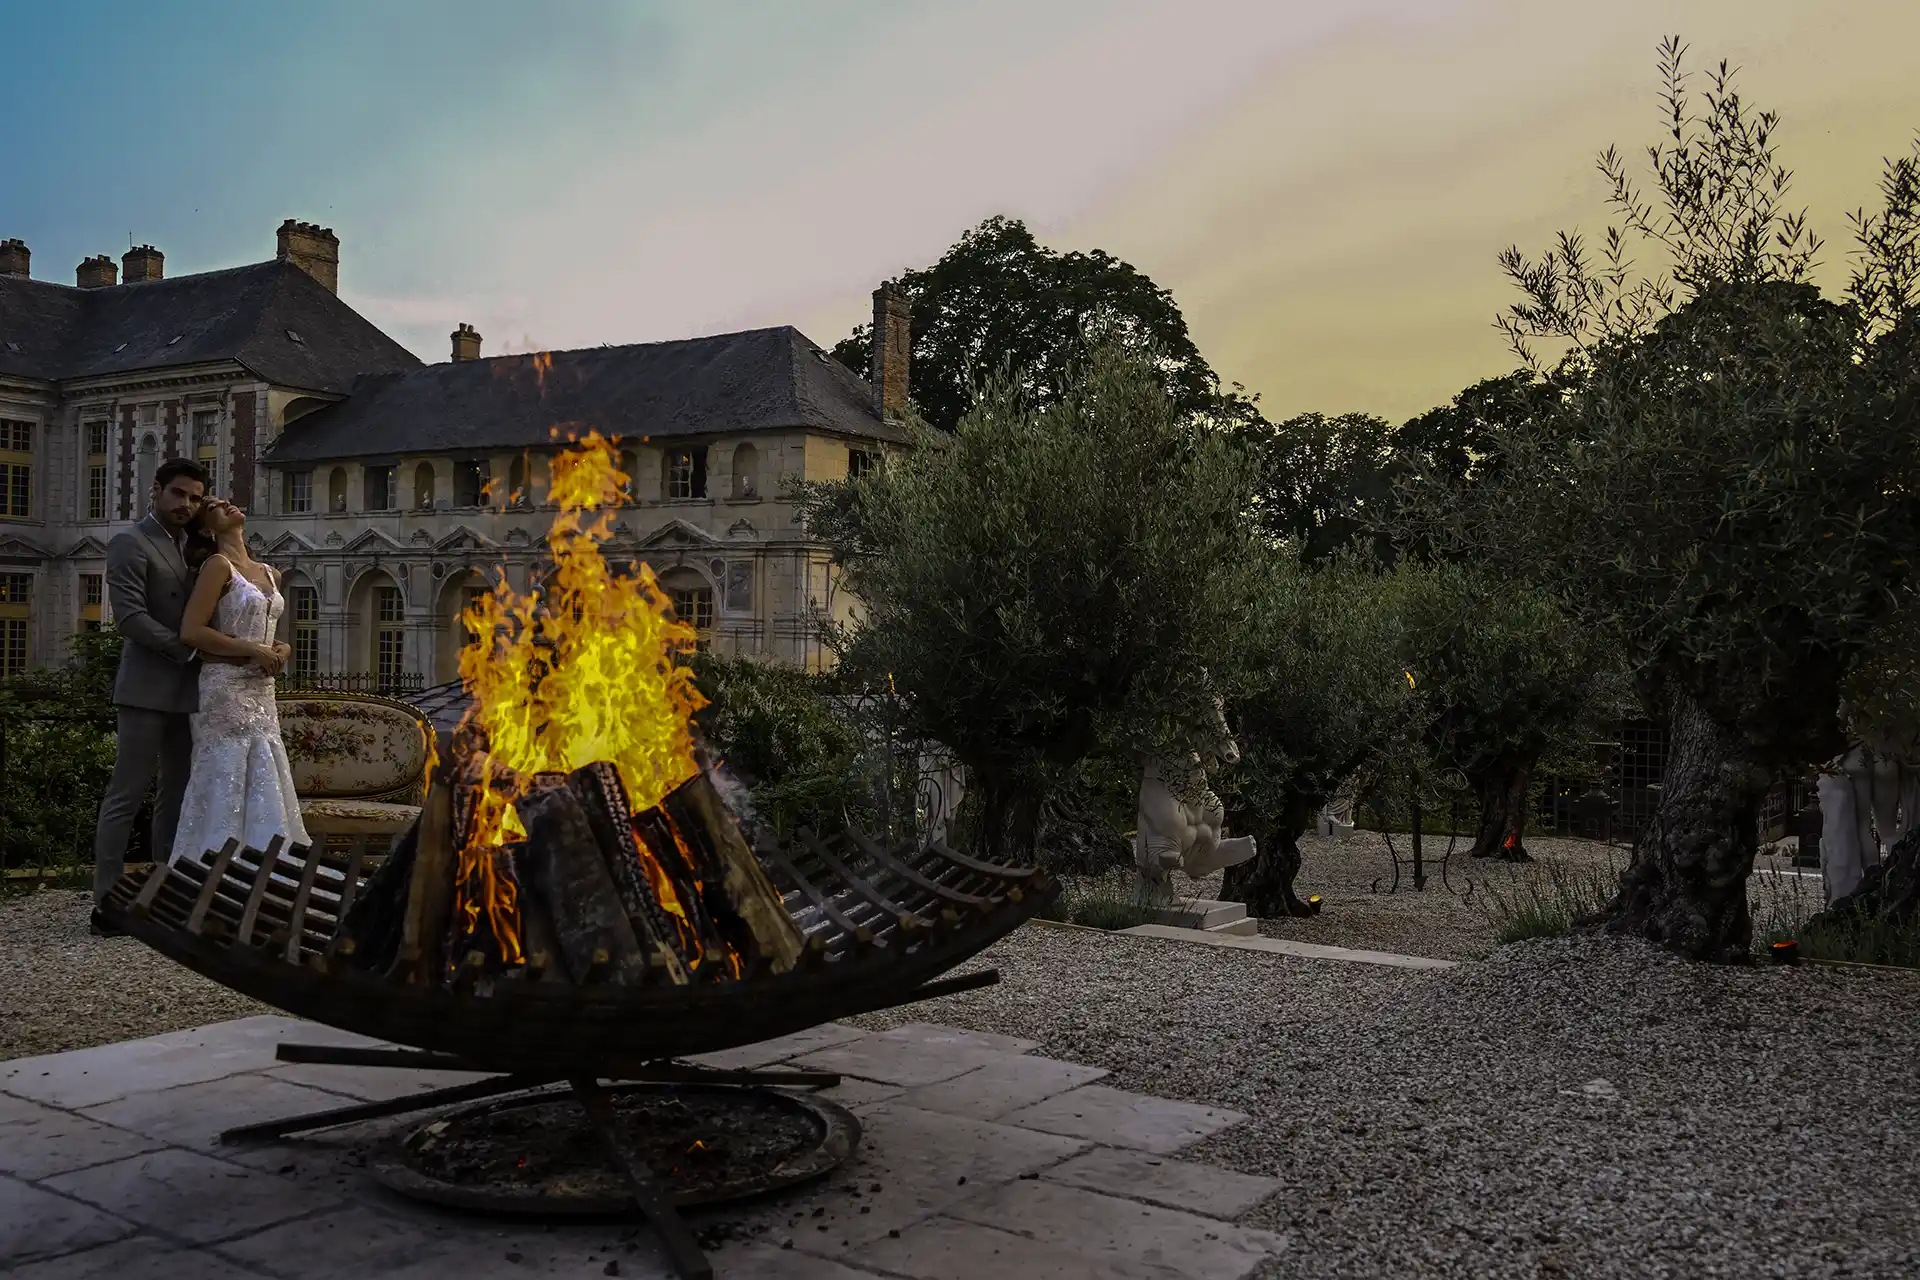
[264,325,903,465]
[0,260,422,393]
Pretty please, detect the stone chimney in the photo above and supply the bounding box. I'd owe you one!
[870,284,912,420]
[122,244,164,283]
[276,219,339,294]
[76,255,118,289]
[450,323,483,362]
[0,239,27,278]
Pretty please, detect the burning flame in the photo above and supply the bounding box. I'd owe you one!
[448,431,708,963]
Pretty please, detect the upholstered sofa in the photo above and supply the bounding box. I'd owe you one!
[276,691,431,852]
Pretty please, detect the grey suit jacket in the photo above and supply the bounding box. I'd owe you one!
[106,514,201,713]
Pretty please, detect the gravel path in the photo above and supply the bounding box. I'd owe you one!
[0,887,267,1060]
[1159,831,1828,961]
[847,924,1920,1279]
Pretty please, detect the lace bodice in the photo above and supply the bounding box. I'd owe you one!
[214,564,283,645]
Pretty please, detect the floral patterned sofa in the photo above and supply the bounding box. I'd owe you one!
[276,691,431,852]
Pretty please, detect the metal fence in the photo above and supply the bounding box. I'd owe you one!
[1533,718,1819,847]
[279,671,426,696]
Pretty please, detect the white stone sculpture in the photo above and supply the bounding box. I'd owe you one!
[1819,722,1920,904]
[1317,788,1357,840]
[1135,695,1258,899]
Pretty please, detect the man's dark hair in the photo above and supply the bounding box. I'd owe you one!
[154,458,209,490]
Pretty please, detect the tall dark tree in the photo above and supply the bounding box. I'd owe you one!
[833,215,1262,433]
[1240,412,1397,566]
[1413,38,1920,959]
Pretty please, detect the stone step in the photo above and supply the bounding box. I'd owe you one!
[1148,898,1248,931]
[1207,916,1259,937]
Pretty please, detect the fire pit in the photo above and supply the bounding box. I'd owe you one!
[370,1082,860,1215]
[94,433,1056,1280]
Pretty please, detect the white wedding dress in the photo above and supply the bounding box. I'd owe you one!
[169,563,312,866]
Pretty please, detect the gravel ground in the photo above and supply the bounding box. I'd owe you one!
[847,924,1920,1280]
[1160,831,1827,961]
[7,870,1915,1275]
[0,887,267,1060]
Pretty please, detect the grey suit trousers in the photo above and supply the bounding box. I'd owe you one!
[91,707,194,905]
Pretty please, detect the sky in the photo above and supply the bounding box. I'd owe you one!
[6,0,1920,423]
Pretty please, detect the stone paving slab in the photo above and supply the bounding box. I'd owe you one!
[789,1025,1040,1088]
[894,1054,1110,1122]
[684,1022,870,1071]
[0,1017,384,1110]
[706,1103,1091,1255]
[11,1234,272,1279]
[40,1148,340,1245]
[848,1215,1194,1279]
[0,1177,136,1268]
[80,1072,361,1153]
[0,1097,169,1180]
[999,1084,1249,1155]
[1118,923,1458,970]
[3,1014,1285,1279]
[263,1061,495,1101]
[1042,1146,1282,1220]
[945,1179,1287,1279]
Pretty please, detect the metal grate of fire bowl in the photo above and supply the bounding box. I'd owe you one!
[369,1082,861,1216]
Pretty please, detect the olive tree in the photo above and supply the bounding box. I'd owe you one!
[1414,39,1920,958]
[799,341,1263,862]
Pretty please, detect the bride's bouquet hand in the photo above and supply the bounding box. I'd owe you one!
[250,642,286,677]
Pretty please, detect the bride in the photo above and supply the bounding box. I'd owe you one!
[172,497,312,865]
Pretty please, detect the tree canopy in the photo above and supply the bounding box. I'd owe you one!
[833,215,1261,433]
[800,340,1262,858]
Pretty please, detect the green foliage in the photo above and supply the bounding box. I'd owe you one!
[687,651,869,838]
[1468,283,1913,767]
[0,629,123,873]
[1221,548,1417,827]
[831,215,1262,434]
[800,341,1263,854]
[1398,560,1626,790]
[1239,412,1397,566]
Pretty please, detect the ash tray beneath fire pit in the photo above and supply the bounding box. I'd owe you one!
[369,1083,860,1215]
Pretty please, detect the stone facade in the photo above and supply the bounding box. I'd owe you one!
[0,223,904,685]
[252,424,884,685]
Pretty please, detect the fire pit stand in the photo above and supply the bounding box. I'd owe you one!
[216,968,998,1280]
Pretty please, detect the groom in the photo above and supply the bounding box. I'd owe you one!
[90,458,255,933]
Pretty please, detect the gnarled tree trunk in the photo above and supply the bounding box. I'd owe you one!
[1220,792,1316,918]
[1469,760,1533,861]
[966,766,1047,866]
[1588,691,1765,962]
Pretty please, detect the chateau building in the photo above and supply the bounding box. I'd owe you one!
[0,221,909,684]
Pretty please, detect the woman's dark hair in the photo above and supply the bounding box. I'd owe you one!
[182,507,221,576]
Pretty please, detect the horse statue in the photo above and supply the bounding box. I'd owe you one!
[1818,718,1920,905]
[1135,695,1258,901]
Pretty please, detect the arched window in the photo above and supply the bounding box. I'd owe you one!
[731,442,759,500]
[327,467,348,513]
[413,462,436,509]
[508,453,527,507]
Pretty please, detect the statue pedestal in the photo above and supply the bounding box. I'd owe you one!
[1148,898,1258,936]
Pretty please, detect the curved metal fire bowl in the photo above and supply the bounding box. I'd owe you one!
[96,830,1056,1077]
[369,1083,860,1215]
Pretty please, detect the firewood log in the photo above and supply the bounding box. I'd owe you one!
[334,814,417,973]
[514,782,654,985]
[569,763,694,984]
[390,762,457,985]
[660,770,805,975]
